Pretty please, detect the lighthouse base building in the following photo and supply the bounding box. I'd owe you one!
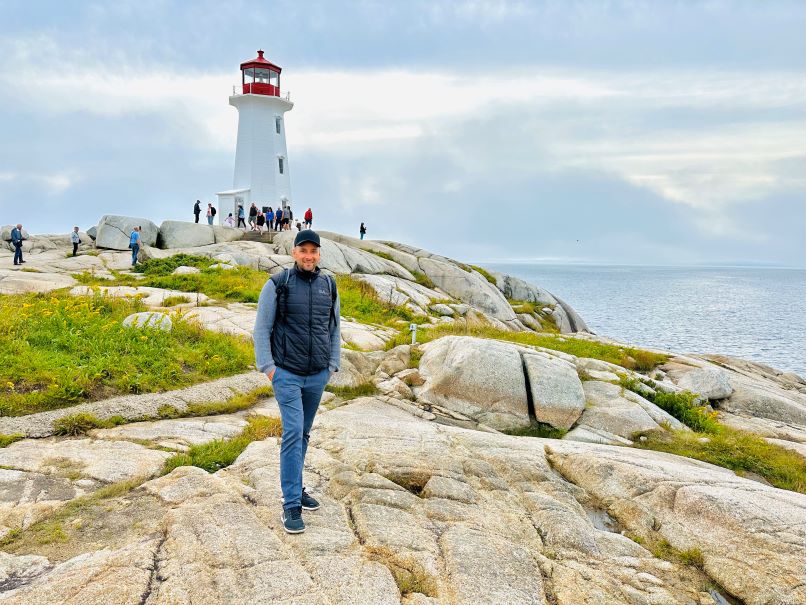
[217,50,294,222]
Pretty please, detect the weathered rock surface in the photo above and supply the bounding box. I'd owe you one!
[95,215,158,250]
[416,336,529,430]
[523,351,586,430]
[158,220,216,249]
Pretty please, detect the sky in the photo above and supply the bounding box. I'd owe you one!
[1,0,805,266]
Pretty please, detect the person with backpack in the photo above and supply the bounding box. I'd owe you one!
[304,208,313,228]
[206,203,216,225]
[194,200,201,223]
[253,229,340,534]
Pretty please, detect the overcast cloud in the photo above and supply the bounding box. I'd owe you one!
[1,0,805,266]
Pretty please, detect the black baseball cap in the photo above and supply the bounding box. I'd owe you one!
[294,229,320,247]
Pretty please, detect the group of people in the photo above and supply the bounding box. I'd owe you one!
[193,200,217,225]
[8,224,84,265]
[221,204,314,235]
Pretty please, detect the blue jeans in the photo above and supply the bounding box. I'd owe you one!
[207,215,214,225]
[273,366,329,510]
[131,243,140,265]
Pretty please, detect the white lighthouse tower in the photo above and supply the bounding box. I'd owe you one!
[216,50,294,221]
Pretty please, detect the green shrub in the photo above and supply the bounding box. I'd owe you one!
[161,295,192,307]
[336,275,427,327]
[651,539,704,569]
[133,253,215,276]
[325,382,379,399]
[504,421,567,439]
[184,386,273,416]
[0,434,25,448]
[411,270,436,290]
[469,265,497,284]
[637,427,806,494]
[53,413,107,436]
[368,250,396,262]
[0,292,254,416]
[163,415,282,474]
[620,377,720,433]
[157,404,182,419]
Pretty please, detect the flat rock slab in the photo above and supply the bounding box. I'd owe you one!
[0,372,268,439]
[0,438,172,483]
[0,270,76,294]
[89,415,248,449]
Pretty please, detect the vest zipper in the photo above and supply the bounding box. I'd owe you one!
[307,276,313,374]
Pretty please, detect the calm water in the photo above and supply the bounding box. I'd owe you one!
[488,263,806,378]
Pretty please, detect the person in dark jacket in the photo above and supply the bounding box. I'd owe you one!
[254,230,340,534]
[359,222,366,240]
[193,200,201,223]
[10,224,25,265]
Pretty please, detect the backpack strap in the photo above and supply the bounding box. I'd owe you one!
[270,268,292,322]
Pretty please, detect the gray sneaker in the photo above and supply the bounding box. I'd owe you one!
[281,506,305,534]
[301,488,320,511]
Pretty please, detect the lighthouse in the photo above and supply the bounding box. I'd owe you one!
[216,50,294,221]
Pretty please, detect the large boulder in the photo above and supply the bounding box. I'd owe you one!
[522,351,586,430]
[212,225,244,244]
[675,366,733,400]
[418,257,517,323]
[722,374,806,426]
[416,336,529,430]
[95,215,158,250]
[158,220,215,249]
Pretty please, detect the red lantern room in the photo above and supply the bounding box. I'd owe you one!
[240,50,282,96]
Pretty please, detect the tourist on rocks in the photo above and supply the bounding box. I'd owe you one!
[249,203,258,230]
[256,210,266,234]
[70,226,81,256]
[224,213,236,228]
[129,226,141,266]
[10,223,25,265]
[267,206,275,231]
[193,199,201,223]
[285,206,293,230]
[304,207,313,228]
[359,222,366,240]
[237,204,246,229]
[274,207,283,231]
[206,203,217,225]
[254,229,340,534]
[296,220,302,231]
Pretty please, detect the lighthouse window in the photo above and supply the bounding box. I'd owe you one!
[275,117,282,134]
[269,70,279,87]
[278,157,284,174]
[244,68,255,84]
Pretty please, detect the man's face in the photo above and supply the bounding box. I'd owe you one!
[292,243,320,271]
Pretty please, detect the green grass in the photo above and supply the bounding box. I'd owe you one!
[325,382,380,399]
[53,412,127,436]
[650,539,704,569]
[636,426,806,494]
[0,475,149,549]
[469,264,497,284]
[504,421,567,439]
[367,249,396,263]
[410,270,436,290]
[74,257,269,304]
[132,253,216,276]
[161,295,192,307]
[336,274,428,328]
[0,434,25,448]
[620,377,721,434]
[163,415,282,474]
[0,292,254,416]
[387,322,668,371]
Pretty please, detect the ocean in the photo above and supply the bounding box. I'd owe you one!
[487,263,806,378]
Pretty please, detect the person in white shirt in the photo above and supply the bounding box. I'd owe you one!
[70,227,81,257]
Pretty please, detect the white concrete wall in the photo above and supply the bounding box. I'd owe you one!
[230,94,293,210]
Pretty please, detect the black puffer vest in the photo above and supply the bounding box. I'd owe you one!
[270,267,335,376]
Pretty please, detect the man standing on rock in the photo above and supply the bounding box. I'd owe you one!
[10,224,24,265]
[254,230,341,534]
[194,200,201,223]
[70,226,81,257]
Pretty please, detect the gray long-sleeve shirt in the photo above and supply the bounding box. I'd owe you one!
[253,273,341,376]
